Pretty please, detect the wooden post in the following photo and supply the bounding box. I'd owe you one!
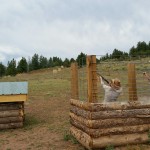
[71,62,79,99]
[87,55,97,103]
[128,63,138,101]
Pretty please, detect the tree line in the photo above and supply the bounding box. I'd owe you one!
[0,53,86,77]
[100,41,150,61]
[0,41,150,77]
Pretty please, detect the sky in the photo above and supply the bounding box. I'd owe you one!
[0,0,150,64]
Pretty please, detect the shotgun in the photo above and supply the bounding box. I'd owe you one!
[97,73,110,84]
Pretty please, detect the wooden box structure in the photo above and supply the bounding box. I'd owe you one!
[0,82,28,130]
[70,55,150,149]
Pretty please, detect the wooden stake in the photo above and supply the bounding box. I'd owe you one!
[87,55,97,103]
[71,62,79,99]
[128,63,138,101]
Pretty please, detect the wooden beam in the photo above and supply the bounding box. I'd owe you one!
[0,116,23,124]
[0,103,23,111]
[70,105,150,119]
[92,132,148,148]
[71,126,149,149]
[0,122,23,129]
[0,94,27,102]
[128,63,138,101]
[71,62,79,99]
[70,112,150,129]
[0,110,24,118]
[70,99,150,111]
[71,118,150,138]
[87,55,97,103]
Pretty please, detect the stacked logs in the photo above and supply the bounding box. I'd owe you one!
[70,99,150,149]
[0,102,24,130]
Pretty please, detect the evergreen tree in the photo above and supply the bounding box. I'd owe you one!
[31,53,39,70]
[58,57,63,66]
[111,49,124,59]
[52,57,62,66]
[0,62,6,77]
[129,46,136,56]
[148,42,150,50]
[17,57,28,73]
[63,58,70,67]
[6,58,17,76]
[76,52,86,67]
[70,58,75,63]
[39,55,48,69]
[48,57,54,67]
[123,52,129,60]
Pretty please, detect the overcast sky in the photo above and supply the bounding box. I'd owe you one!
[0,0,150,64]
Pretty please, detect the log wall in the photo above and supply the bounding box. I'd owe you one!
[70,99,150,149]
[0,102,24,130]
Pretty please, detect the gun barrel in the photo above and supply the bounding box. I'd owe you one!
[97,73,109,84]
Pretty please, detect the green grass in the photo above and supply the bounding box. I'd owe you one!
[63,131,78,144]
[105,145,114,150]
[24,115,40,129]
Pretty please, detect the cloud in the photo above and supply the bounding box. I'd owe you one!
[0,0,150,64]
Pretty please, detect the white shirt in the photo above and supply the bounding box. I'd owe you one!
[100,77,122,102]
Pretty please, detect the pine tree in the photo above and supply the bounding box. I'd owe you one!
[0,62,6,77]
[76,52,86,67]
[6,58,17,76]
[17,57,28,73]
[48,57,54,67]
[39,55,48,69]
[31,53,39,70]
[63,58,70,67]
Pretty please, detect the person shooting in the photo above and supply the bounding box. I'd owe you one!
[97,73,122,102]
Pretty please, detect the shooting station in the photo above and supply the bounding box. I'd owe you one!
[70,55,150,149]
[0,82,28,130]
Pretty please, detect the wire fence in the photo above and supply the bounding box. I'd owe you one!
[75,55,150,102]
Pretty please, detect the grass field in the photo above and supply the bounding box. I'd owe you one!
[0,63,150,150]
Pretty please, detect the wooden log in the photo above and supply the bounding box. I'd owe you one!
[70,99,92,111]
[91,108,150,119]
[71,105,150,119]
[70,119,90,135]
[70,112,92,127]
[71,118,150,137]
[0,102,22,106]
[0,104,23,111]
[70,112,150,129]
[70,126,92,150]
[92,132,148,148]
[0,116,23,124]
[0,122,23,129]
[0,110,24,118]
[70,106,91,119]
[70,99,150,111]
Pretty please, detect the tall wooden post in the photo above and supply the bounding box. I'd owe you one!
[71,62,79,99]
[128,63,138,101]
[87,55,98,103]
